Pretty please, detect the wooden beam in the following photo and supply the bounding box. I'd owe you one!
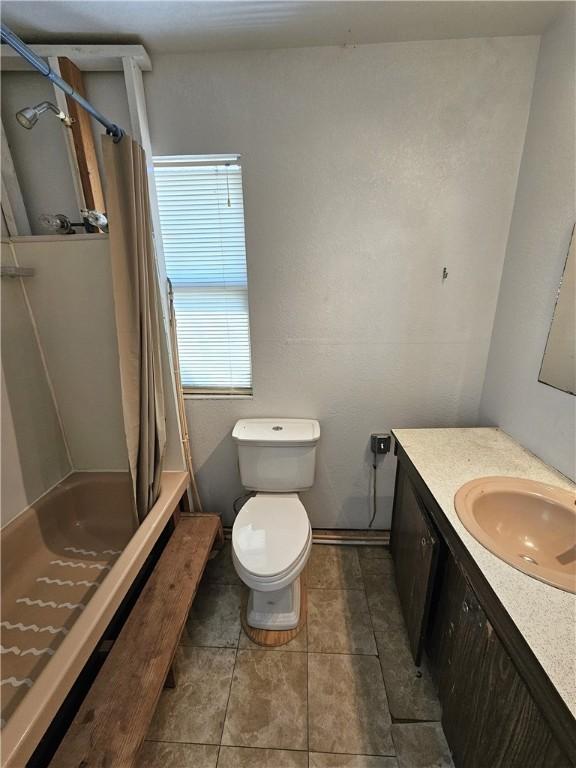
[57,57,106,212]
[1,44,151,72]
[47,57,86,215]
[48,515,222,768]
[1,119,31,235]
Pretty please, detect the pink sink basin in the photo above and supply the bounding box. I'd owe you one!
[454,476,576,594]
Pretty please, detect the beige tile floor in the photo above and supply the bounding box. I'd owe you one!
[141,543,454,768]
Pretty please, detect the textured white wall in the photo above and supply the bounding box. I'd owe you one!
[145,37,539,527]
[481,4,576,478]
[480,6,576,480]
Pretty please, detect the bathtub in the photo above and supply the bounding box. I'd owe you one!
[1,470,188,767]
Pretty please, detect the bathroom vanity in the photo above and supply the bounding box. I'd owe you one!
[390,428,576,768]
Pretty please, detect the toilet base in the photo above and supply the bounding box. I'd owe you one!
[247,577,301,630]
[241,575,307,647]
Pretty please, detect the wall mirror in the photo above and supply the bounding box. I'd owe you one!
[539,227,575,395]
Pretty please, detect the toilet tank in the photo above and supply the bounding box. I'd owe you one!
[232,418,320,492]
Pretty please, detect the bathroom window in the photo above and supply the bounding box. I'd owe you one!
[153,154,252,395]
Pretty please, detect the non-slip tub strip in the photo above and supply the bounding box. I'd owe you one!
[1,546,123,728]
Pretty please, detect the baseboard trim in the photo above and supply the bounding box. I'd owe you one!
[222,527,390,547]
[312,529,390,546]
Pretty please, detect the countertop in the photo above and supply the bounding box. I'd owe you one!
[391,427,576,719]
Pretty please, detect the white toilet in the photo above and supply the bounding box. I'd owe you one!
[231,418,320,630]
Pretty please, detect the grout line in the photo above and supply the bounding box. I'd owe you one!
[218,635,239,748]
[145,736,396,760]
[143,733,221,745]
[213,620,245,764]
[142,737,221,747]
[217,744,309,754]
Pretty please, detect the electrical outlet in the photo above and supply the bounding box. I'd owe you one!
[371,433,391,455]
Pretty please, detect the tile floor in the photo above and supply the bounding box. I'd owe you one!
[141,543,454,768]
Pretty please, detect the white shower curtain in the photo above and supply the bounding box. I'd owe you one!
[103,135,166,523]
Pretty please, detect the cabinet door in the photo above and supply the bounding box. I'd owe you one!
[430,553,570,768]
[426,548,469,704]
[474,618,570,767]
[439,579,489,764]
[391,464,439,665]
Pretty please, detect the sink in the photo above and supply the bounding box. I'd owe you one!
[454,476,576,593]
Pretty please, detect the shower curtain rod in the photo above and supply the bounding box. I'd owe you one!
[0,24,125,142]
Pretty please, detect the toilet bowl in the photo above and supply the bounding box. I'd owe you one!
[231,418,320,631]
[232,493,312,629]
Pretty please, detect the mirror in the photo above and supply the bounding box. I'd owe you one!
[539,227,575,395]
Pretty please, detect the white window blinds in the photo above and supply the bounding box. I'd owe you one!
[153,155,252,393]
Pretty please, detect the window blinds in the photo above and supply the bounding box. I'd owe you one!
[153,155,252,392]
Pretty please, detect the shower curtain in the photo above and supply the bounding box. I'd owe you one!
[103,135,166,523]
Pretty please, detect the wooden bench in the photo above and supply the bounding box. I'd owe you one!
[49,513,223,768]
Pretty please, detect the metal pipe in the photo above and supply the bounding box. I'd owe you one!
[0,24,125,142]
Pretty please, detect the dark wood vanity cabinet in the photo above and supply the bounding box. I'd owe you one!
[391,457,573,768]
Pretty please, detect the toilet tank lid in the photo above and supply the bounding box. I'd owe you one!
[232,418,320,446]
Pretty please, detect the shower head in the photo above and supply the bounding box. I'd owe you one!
[15,106,38,129]
[16,101,72,130]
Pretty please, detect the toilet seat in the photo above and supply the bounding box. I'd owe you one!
[232,493,311,591]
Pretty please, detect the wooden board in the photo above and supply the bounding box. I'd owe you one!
[49,514,222,768]
[57,57,106,213]
[241,572,307,648]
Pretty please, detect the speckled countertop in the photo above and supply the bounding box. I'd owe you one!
[391,427,576,719]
